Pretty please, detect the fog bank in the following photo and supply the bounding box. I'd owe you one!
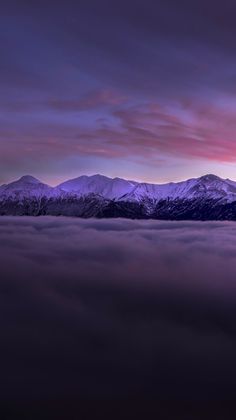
[1,217,236,417]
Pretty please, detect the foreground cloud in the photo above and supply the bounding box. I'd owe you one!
[1,217,236,416]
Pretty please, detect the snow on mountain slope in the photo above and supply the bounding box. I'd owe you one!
[187,175,236,201]
[0,175,54,201]
[57,174,138,200]
[1,173,236,204]
[119,174,236,203]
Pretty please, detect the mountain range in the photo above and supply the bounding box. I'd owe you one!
[1,173,236,219]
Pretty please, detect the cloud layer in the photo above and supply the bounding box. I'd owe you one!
[2,1,236,183]
[1,217,236,417]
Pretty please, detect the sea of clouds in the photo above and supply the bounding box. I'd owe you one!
[1,217,236,416]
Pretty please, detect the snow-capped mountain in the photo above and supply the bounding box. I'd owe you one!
[57,174,138,200]
[0,175,54,200]
[120,174,236,203]
[1,173,236,219]
[55,173,236,202]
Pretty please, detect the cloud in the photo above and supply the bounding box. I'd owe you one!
[0,89,127,113]
[2,1,236,182]
[3,98,236,176]
[1,216,236,417]
[75,101,236,163]
[2,0,236,97]
[46,90,127,111]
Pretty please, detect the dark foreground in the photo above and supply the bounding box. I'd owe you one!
[1,217,236,419]
[2,399,236,419]
[3,196,236,221]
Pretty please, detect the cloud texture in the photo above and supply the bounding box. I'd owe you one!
[2,1,236,184]
[1,217,236,417]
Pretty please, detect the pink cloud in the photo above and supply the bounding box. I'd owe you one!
[2,97,236,167]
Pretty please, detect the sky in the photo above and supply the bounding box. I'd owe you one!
[2,0,236,185]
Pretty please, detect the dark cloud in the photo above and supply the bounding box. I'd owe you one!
[1,0,236,103]
[2,0,236,182]
[1,217,236,417]
[3,98,236,180]
[2,0,236,96]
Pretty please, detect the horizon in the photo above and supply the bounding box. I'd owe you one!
[1,171,234,188]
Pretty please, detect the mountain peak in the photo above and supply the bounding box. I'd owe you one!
[17,175,41,184]
[2,173,236,219]
[199,174,221,182]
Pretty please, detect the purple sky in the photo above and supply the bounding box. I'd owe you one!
[2,0,236,185]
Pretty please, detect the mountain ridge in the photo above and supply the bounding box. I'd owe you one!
[1,173,236,219]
